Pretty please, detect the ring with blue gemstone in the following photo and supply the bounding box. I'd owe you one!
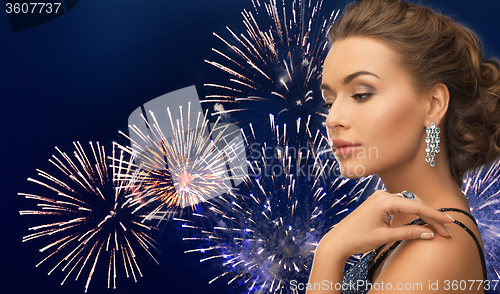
[397,190,416,200]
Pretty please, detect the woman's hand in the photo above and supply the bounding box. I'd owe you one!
[316,190,454,261]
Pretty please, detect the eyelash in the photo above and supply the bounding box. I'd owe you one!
[322,93,373,109]
[352,93,372,101]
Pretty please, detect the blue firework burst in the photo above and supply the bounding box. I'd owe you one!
[180,118,380,293]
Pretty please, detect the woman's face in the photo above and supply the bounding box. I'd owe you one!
[322,37,427,178]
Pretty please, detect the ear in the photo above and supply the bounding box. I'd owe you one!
[425,83,449,127]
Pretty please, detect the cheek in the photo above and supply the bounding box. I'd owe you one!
[363,95,422,158]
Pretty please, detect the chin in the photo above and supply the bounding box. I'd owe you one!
[337,159,369,179]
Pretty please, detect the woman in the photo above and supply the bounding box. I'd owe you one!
[307,0,500,293]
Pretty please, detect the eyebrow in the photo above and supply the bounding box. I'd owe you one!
[320,71,380,90]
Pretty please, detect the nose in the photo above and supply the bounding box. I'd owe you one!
[325,97,349,133]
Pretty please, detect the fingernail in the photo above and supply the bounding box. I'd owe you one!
[420,232,434,239]
[444,224,452,236]
[446,214,455,222]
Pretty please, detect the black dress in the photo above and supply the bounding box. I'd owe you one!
[341,208,488,294]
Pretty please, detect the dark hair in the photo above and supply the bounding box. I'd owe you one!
[328,0,500,184]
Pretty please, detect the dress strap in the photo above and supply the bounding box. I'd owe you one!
[370,216,427,266]
[438,207,488,291]
[369,208,488,294]
[438,207,477,225]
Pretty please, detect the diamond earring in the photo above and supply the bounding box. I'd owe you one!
[425,122,440,167]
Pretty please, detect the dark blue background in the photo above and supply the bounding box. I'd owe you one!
[1,1,499,293]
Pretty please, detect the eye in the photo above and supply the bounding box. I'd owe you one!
[351,93,372,101]
[322,103,333,109]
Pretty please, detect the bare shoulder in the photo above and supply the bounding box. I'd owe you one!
[371,211,484,293]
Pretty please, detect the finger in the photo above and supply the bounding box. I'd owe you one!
[394,193,452,237]
[382,225,437,241]
[386,196,454,225]
[418,216,452,237]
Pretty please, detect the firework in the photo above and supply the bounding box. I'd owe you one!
[462,159,500,283]
[180,117,380,293]
[19,142,160,292]
[202,0,338,127]
[116,101,248,224]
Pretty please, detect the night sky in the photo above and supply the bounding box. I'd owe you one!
[1,1,499,293]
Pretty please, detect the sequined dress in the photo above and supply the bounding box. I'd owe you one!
[341,208,488,294]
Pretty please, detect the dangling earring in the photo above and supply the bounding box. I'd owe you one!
[425,122,441,167]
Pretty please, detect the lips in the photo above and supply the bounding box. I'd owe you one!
[330,139,361,157]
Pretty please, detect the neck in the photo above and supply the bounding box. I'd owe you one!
[376,153,469,227]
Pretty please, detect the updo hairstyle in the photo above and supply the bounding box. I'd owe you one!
[328,0,500,184]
